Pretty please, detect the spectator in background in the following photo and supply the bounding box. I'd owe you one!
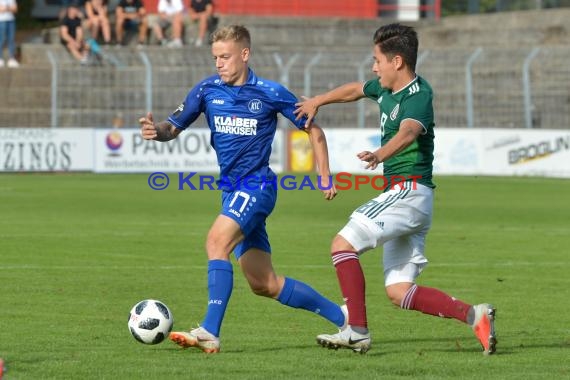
[188,0,213,47]
[60,2,90,64]
[152,0,184,47]
[115,0,148,47]
[85,0,111,44]
[0,0,19,68]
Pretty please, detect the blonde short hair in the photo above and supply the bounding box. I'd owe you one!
[211,25,251,48]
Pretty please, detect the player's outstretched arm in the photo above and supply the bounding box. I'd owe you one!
[294,82,366,128]
[306,122,337,200]
[139,112,181,142]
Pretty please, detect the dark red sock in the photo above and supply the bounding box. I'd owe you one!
[402,285,471,323]
[331,251,367,328]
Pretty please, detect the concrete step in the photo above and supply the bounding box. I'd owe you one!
[56,87,145,110]
[0,87,51,108]
[0,107,52,128]
[0,67,52,87]
[56,108,146,128]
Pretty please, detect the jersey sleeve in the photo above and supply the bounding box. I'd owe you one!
[363,79,381,101]
[167,83,205,130]
[273,84,307,130]
[401,90,433,134]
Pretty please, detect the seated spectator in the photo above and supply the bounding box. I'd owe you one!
[0,0,19,68]
[188,0,214,47]
[85,0,111,44]
[60,2,90,64]
[115,0,148,47]
[152,0,184,47]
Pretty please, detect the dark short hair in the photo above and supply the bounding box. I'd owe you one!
[373,23,418,72]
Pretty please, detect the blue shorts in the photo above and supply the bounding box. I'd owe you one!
[220,183,277,259]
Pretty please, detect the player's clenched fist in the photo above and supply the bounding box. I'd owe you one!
[139,112,158,140]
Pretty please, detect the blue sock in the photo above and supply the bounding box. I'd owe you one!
[201,259,233,337]
[277,277,345,327]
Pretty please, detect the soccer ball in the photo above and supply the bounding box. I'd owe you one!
[128,299,174,344]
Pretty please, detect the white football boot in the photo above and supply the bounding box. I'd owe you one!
[170,326,220,353]
[316,322,371,354]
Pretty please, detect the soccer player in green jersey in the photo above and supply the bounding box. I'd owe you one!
[295,23,496,355]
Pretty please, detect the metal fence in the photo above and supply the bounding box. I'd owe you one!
[442,0,570,15]
[38,45,570,129]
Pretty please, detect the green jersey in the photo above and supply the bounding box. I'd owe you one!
[363,75,435,189]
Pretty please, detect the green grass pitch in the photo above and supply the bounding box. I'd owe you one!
[1,173,569,379]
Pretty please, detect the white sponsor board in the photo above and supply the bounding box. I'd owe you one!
[325,129,382,174]
[0,128,93,172]
[93,128,284,173]
[325,128,570,178]
[433,129,483,175]
[2,127,567,178]
[434,128,570,178]
[475,128,570,178]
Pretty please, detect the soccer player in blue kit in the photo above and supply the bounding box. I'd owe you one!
[139,25,346,353]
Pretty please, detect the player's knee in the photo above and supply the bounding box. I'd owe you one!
[385,288,403,306]
[330,234,354,253]
[385,283,413,307]
[205,235,231,259]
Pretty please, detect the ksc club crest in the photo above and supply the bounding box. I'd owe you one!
[248,99,263,113]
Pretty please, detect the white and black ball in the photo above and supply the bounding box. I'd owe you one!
[128,299,173,345]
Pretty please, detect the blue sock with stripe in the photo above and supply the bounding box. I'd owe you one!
[277,277,345,327]
[202,259,233,337]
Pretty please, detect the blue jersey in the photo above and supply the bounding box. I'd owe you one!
[168,68,307,187]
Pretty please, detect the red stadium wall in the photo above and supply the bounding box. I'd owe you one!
[143,0,380,18]
[142,0,440,19]
[214,0,380,18]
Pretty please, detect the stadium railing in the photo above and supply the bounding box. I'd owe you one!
[7,44,567,130]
